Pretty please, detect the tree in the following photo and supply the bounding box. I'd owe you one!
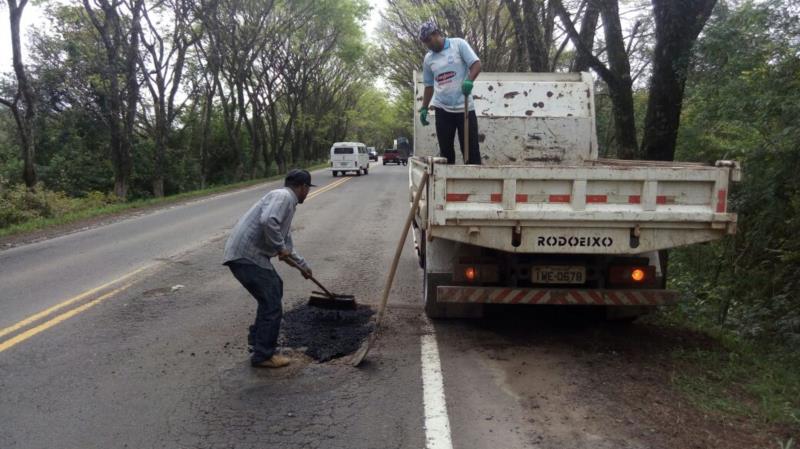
[1,0,37,188]
[554,0,638,158]
[82,0,145,200]
[139,0,198,197]
[502,0,556,72]
[641,0,717,161]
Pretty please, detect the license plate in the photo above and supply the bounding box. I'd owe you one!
[532,266,586,284]
[337,162,350,167]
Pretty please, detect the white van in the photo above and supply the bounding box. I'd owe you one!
[330,142,370,176]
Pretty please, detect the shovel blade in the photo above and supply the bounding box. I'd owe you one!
[308,295,357,311]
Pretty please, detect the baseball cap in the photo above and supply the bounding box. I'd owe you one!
[419,21,439,41]
[285,169,316,187]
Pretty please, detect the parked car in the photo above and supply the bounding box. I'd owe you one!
[368,147,378,161]
[382,149,405,165]
[330,142,369,176]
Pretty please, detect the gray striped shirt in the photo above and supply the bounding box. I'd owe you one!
[222,187,308,271]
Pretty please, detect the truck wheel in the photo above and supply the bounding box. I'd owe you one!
[356,169,362,176]
[424,272,484,319]
[382,161,386,165]
[364,167,369,175]
[332,171,338,177]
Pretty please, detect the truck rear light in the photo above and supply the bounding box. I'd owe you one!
[454,264,499,283]
[465,267,477,282]
[608,266,656,287]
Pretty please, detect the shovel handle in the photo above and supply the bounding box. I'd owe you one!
[281,256,335,298]
[463,93,469,164]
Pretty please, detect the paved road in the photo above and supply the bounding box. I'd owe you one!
[0,169,339,328]
[0,162,744,449]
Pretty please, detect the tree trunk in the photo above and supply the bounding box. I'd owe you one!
[521,0,549,71]
[503,0,529,71]
[119,0,143,200]
[152,120,166,198]
[5,0,37,188]
[571,0,600,72]
[597,0,638,158]
[641,0,716,161]
[198,83,215,189]
[554,0,638,159]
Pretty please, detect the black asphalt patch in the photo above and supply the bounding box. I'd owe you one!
[280,303,375,362]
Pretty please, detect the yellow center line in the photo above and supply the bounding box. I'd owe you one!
[0,264,154,340]
[0,173,354,352]
[306,176,351,201]
[0,283,134,353]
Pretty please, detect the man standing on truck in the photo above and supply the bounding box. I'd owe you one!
[418,21,483,164]
[223,169,314,368]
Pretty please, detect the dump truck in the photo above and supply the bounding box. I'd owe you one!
[409,72,741,319]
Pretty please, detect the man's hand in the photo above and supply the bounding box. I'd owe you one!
[277,248,291,260]
[462,79,474,96]
[418,106,429,126]
[302,268,313,279]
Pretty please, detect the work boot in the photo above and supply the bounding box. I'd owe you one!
[252,354,291,368]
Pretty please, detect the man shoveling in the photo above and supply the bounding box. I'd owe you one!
[223,169,314,368]
[418,21,483,165]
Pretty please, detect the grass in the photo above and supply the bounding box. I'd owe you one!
[656,313,800,430]
[0,162,328,240]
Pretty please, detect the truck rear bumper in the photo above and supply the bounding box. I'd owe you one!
[437,286,679,306]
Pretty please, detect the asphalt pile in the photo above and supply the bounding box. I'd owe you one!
[280,303,375,362]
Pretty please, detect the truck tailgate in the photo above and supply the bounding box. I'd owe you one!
[411,157,740,255]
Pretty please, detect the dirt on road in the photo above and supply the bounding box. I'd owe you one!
[435,308,796,449]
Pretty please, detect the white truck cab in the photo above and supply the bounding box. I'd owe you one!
[330,142,370,177]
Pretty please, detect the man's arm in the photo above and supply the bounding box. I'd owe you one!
[422,86,434,108]
[420,57,435,125]
[467,60,482,81]
[285,231,308,268]
[259,194,289,254]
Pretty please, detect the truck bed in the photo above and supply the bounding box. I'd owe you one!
[411,157,740,255]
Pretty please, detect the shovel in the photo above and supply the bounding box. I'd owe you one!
[282,257,357,311]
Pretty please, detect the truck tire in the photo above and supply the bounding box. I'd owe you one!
[364,167,369,175]
[332,171,338,177]
[424,271,484,319]
[382,161,386,165]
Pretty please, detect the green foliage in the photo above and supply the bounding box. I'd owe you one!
[346,86,412,150]
[669,0,800,344]
[0,176,119,228]
[669,334,800,427]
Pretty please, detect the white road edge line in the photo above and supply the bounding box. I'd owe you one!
[421,322,454,449]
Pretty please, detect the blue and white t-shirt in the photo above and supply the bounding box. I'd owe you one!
[422,38,480,113]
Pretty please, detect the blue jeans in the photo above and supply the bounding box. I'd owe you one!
[227,262,283,365]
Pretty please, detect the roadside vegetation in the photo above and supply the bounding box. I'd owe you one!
[663,1,800,432]
[0,161,326,238]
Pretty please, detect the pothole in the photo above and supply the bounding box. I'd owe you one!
[280,303,375,362]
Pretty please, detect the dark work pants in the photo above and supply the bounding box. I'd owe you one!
[227,262,283,365]
[434,107,481,165]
